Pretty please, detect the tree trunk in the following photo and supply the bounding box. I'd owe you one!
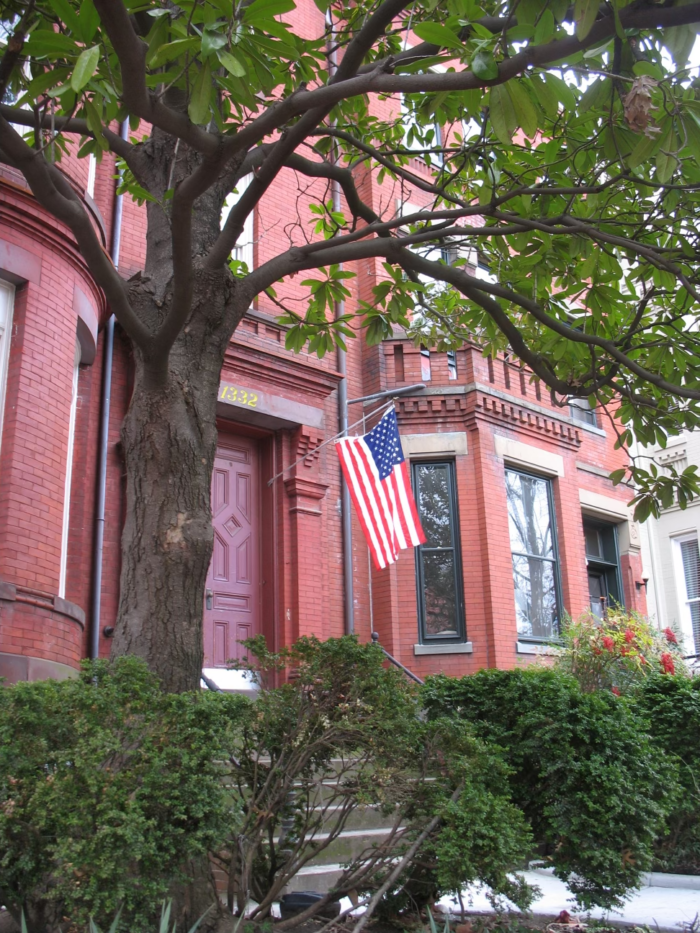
[110,273,242,693]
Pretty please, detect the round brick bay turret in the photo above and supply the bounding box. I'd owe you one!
[0,162,106,683]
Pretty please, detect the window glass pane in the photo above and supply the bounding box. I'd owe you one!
[447,350,457,380]
[421,551,458,636]
[420,348,431,382]
[681,539,700,599]
[569,397,597,426]
[512,554,558,638]
[415,464,452,548]
[506,471,553,559]
[584,526,602,559]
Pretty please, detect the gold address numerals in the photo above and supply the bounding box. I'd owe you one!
[218,384,259,407]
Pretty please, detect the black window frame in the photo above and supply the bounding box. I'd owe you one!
[583,518,624,615]
[412,459,466,645]
[505,467,564,643]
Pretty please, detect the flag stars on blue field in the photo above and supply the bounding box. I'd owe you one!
[365,410,405,481]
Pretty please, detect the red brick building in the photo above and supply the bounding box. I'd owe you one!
[0,54,647,685]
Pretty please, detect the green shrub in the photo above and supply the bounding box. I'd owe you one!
[224,636,534,924]
[422,667,677,910]
[635,675,700,874]
[0,657,246,933]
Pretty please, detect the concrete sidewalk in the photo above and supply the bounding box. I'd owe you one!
[436,868,700,931]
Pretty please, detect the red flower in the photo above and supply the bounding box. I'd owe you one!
[639,655,648,665]
[624,629,635,644]
[660,653,675,675]
[612,686,621,696]
[602,636,615,651]
[593,647,602,656]
[664,628,678,644]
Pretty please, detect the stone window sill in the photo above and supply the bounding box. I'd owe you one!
[414,642,473,656]
[516,641,561,656]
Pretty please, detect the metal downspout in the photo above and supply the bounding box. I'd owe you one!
[90,119,129,659]
[328,27,354,635]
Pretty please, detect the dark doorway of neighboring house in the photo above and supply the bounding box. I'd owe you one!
[584,519,623,618]
[204,434,262,667]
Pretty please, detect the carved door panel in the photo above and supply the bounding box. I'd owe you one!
[204,437,260,666]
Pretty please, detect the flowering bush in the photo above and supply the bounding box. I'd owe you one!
[556,608,687,694]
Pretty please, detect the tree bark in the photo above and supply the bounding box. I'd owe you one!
[110,270,244,693]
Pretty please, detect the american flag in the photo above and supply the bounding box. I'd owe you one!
[335,408,425,569]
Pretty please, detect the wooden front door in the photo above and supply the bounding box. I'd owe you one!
[204,437,261,666]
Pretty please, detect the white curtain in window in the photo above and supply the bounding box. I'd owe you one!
[0,280,15,457]
[221,173,254,270]
[58,341,81,599]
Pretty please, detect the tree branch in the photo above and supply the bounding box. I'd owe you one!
[92,0,219,156]
[0,104,136,163]
[0,116,153,349]
[0,0,36,101]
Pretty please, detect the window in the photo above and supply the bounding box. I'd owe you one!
[506,469,561,639]
[413,461,465,643]
[0,280,14,455]
[221,173,254,270]
[447,350,457,380]
[677,536,700,655]
[569,396,597,426]
[584,519,623,618]
[420,347,431,382]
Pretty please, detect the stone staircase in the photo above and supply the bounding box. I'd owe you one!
[284,764,401,895]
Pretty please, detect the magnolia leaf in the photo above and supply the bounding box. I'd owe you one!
[533,9,555,45]
[471,51,499,81]
[78,0,100,44]
[529,74,558,118]
[542,72,576,111]
[489,83,517,144]
[506,80,539,138]
[413,22,464,49]
[218,50,246,76]
[574,0,598,40]
[656,124,677,184]
[188,60,212,125]
[49,0,82,36]
[71,45,100,92]
[626,125,665,170]
[682,112,700,167]
[202,26,228,57]
[243,0,296,25]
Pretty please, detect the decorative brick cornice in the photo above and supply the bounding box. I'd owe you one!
[395,385,583,450]
[0,582,85,628]
[225,342,342,401]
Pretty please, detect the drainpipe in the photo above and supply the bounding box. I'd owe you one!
[90,119,129,660]
[328,26,354,635]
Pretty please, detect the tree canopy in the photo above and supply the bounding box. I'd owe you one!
[3,0,700,687]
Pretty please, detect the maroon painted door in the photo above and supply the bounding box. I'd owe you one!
[204,437,261,666]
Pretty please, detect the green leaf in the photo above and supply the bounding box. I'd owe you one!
[626,127,664,170]
[656,124,677,184]
[682,112,700,167]
[609,469,626,486]
[25,30,79,57]
[150,38,199,68]
[218,50,246,77]
[471,51,499,81]
[202,26,228,58]
[529,74,558,118]
[78,0,100,44]
[507,80,539,138]
[489,83,517,144]
[188,60,212,125]
[542,72,576,111]
[413,22,464,49]
[243,0,296,25]
[71,45,100,93]
[85,99,108,150]
[313,0,331,11]
[534,10,555,45]
[574,0,599,41]
[49,0,82,36]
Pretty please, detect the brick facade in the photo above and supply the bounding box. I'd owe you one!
[0,36,646,682]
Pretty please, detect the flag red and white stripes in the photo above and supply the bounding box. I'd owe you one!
[335,408,425,569]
